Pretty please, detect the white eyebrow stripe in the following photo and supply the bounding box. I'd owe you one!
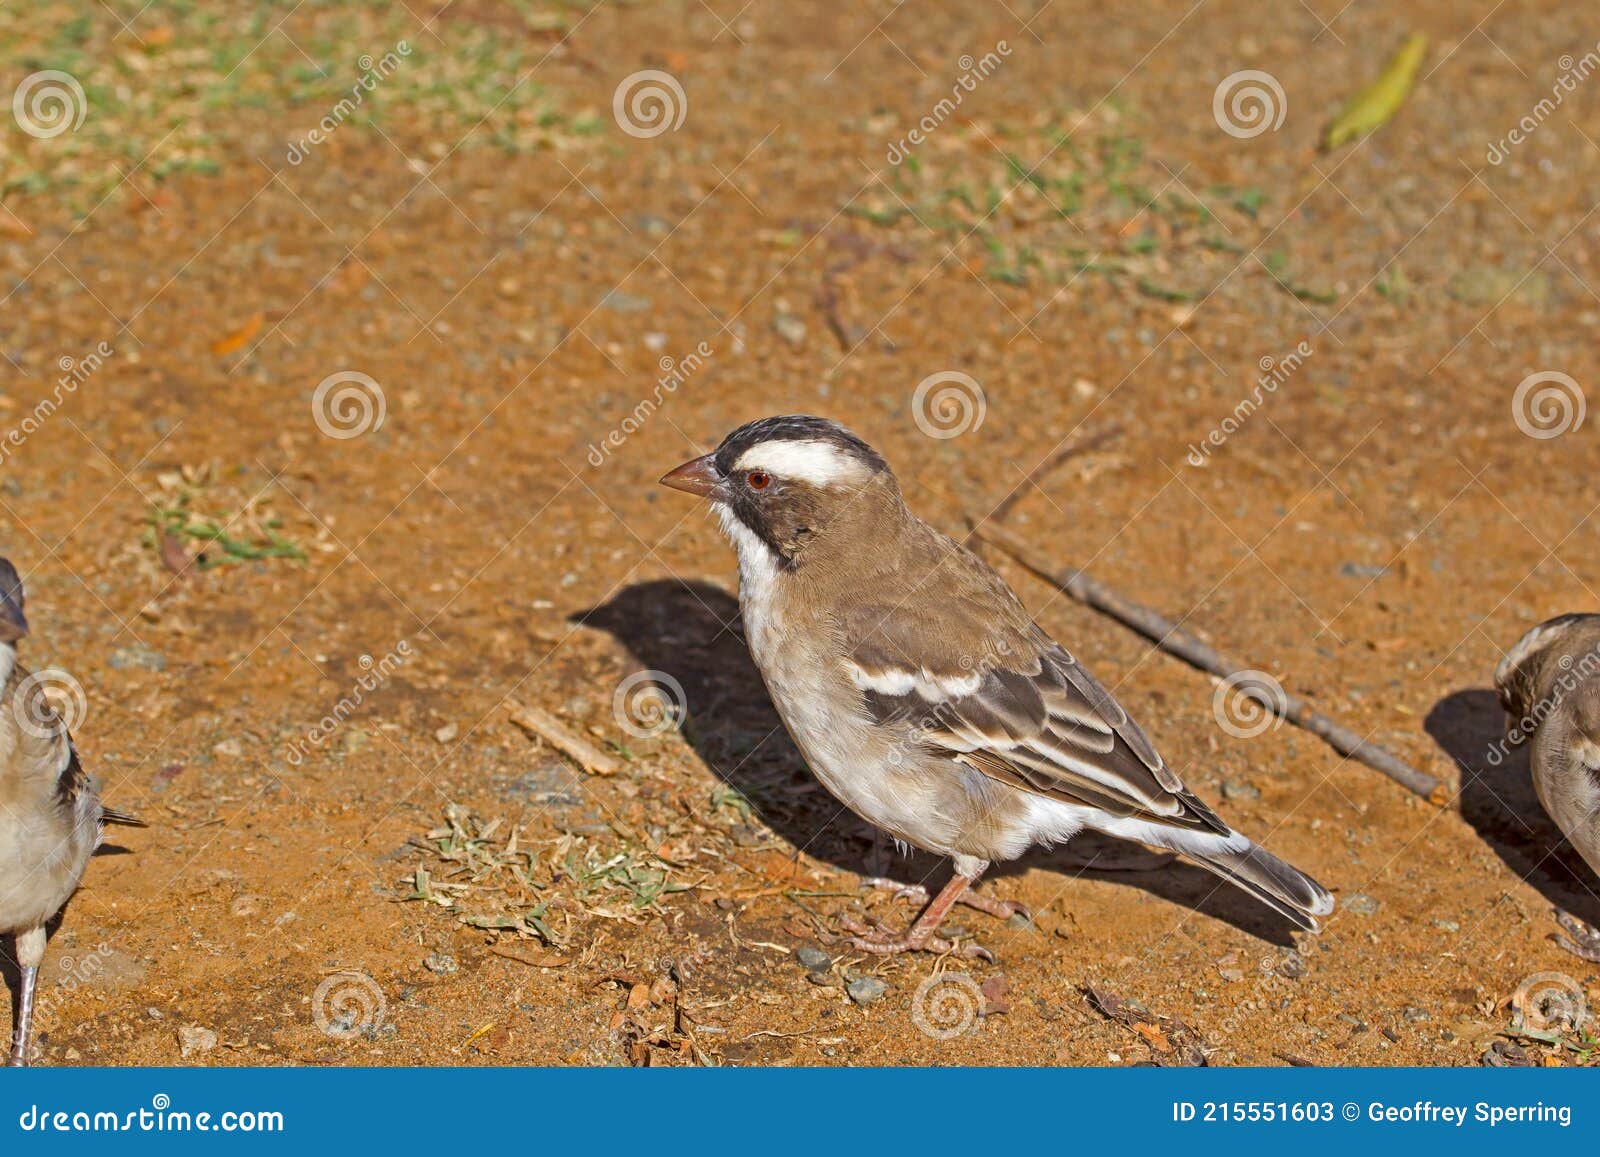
[732,440,865,485]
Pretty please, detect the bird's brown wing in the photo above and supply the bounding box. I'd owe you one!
[840,541,1229,835]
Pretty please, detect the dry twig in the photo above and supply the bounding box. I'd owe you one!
[508,702,619,776]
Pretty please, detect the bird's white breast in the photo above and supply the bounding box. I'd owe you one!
[715,504,975,856]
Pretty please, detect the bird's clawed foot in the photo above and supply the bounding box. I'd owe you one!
[956,891,1029,922]
[858,877,1029,923]
[844,872,1008,959]
[839,914,994,961]
[1552,909,1600,962]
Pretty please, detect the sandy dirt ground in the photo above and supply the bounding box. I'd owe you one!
[1,0,1598,1067]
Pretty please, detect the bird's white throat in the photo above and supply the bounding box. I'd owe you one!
[714,503,781,604]
[713,502,785,668]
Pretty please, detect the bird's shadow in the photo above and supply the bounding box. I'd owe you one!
[573,579,1299,945]
[1425,688,1600,924]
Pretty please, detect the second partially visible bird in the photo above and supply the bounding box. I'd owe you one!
[661,415,1334,956]
[0,558,144,1066]
[1495,613,1600,960]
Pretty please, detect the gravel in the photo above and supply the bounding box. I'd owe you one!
[846,977,890,1005]
[795,946,831,972]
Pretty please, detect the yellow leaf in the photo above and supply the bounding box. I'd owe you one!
[1323,33,1427,150]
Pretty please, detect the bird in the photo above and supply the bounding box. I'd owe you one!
[660,415,1334,955]
[0,558,143,1066]
[1495,613,1600,961]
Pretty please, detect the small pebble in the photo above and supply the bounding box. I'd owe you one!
[1339,562,1386,580]
[423,952,458,975]
[230,895,263,918]
[773,314,806,348]
[599,289,652,314]
[1221,779,1260,801]
[795,946,831,972]
[1276,952,1308,979]
[434,723,459,744]
[178,1025,218,1057]
[1006,911,1036,933]
[846,977,889,1005]
[1343,893,1380,916]
[212,738,243,758]
[1402,1006,1431,1023]
[109,644,166,672]
[1433,919,1459,932]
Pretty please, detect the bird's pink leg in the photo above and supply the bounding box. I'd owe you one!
[844,871,996,959]
[859,876,1029,921]
[7,926,44,1067]
[1553,909,1600,962]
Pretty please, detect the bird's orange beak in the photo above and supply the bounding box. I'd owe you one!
[659,452,722,499]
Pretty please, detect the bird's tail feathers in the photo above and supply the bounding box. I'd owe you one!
[1182,831,1334,932]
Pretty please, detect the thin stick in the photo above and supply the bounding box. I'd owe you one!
[986,425,1124,527]
[972,520,1443,801]
[508,702,619,776]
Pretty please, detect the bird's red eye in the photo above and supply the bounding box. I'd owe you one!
[747,471,771,490]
